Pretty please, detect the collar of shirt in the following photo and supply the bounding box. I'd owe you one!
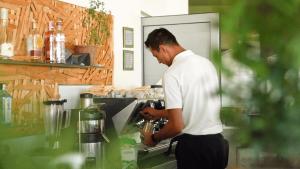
[172,50,193,64]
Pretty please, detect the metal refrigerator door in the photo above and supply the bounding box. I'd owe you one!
[142,13,220,85]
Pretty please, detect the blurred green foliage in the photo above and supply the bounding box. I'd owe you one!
[216,0,300,160]
[0,124,76,169]
[0,106,122,169]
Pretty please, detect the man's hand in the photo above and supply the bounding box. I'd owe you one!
[140,107,161,120]
[140,130,157,147]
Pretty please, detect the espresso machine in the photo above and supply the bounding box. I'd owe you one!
[91,97,176,169]
[128,99,167,134]
[78,93,109,169]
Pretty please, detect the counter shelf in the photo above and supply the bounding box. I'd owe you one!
[0,59,103,69]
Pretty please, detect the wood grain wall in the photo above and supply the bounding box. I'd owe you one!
[0,0,114,126]
[0,0,113,84]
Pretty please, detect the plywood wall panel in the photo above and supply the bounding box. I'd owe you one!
[0,0,114,126]
[0,0,114,85]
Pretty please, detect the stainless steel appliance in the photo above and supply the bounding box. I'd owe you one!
[43,99,67,149]
[133,100,168,134]
[79,104,109,169]
[80,93,94,109]
[93,98,176,169]
[125,100,176,169]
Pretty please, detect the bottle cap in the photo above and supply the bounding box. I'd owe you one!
[57,19,62,25]
[0,8,8,20]
[57,19,63,30]
[32,20,37,29]
[49,20,55,30]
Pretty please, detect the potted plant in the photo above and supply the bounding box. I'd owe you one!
[84,0,110,46]
[75,0,111,65]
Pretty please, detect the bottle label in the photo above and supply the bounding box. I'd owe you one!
[56,33,65,63]
[33,34,43,50]
[4,97,11,123]
[26,35,33,55]
[1,96,11,123]
[0,8,8,20]
[49,35,55,62]
[31,34,42,60]
[50,35,55,42]
[0,43,14,57]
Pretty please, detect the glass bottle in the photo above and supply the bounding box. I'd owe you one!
[0,8,13,59]
[0,84,12,124]
[26,25,33,56]
[28,20,43,61]
[44,20,55,63]
[55,19,65,64]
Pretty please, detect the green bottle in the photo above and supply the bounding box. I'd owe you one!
[0,84,12,124]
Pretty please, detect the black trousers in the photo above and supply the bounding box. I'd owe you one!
[174,133,228,169]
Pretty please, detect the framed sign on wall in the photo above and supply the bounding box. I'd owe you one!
[123,50,134,70]
[123,27,134,48]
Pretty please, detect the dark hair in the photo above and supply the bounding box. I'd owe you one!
[145,28,179,51]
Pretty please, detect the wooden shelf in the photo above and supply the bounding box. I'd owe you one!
[0,59,104,69]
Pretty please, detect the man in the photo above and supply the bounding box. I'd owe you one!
[141,28,228,169]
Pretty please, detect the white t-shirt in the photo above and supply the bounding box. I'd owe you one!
[163,50,223,135]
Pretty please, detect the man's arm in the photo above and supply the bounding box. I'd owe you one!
[142,108,184,146]
[141,107,168,120]
[154,108,184,141]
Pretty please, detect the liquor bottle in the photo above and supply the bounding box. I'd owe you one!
[0,8,13,59]
[0,84,12,124]
[26,26,33,56]
[55,19,65,64]
[44,21,55,63]
[27,20,43,61]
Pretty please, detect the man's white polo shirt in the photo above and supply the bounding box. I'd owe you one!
[163,50,223,135]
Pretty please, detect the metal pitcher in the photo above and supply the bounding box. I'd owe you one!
[43,99,67,149]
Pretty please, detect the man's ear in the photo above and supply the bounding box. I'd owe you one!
[159,44,167,53]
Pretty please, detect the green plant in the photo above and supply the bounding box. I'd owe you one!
[215,0,300,162]
[83,0,110,46]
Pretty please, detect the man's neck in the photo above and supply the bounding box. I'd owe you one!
[170,46,185,64]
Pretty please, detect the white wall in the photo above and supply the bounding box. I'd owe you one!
[60,0,142,89]
[59,85,92,109]
[107,0,142,89]
[58,0,188,108]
